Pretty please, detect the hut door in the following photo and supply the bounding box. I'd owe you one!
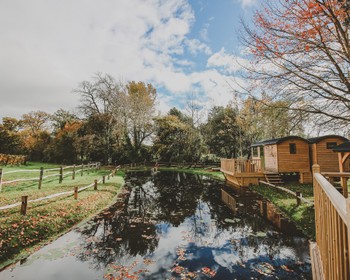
[264,145,278,172]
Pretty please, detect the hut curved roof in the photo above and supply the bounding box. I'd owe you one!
[308,135,348,144]
[251,136,309,147]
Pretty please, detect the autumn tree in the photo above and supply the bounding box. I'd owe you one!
[241,0,350,128]
[45,121,83,163]
[0,117,24,154]
[20,111,51,161]
[122,81,157,163]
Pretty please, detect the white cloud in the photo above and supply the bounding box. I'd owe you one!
[207,48,249,73]
[0,0,243,120]
[199,24,210,41]
[236,0,257,8]
[185,38,212,55]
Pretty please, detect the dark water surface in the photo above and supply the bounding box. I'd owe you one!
[1,171,311,279]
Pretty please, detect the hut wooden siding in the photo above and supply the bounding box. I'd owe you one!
[309,136,349,172]
[277,139,310,173]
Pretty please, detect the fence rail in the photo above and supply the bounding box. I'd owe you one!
[0,162,101,191]
[0,167,119,214]
[311,164,350,280]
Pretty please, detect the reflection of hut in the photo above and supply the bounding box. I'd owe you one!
[308,135,348,172]
[251,136,312,183]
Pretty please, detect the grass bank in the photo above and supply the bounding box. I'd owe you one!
[0,163,124,270]
[249,183,315,240]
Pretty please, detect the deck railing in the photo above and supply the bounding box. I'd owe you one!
[220,158,262,174]
[312,164,350,280]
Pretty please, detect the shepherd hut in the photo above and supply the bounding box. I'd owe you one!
[308,135,348,172]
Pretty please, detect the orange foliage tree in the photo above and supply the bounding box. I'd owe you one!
[241,0,350,128]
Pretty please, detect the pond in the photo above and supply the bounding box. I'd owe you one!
[0,171,311,279]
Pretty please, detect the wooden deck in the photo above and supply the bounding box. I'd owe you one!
[220,158,265,187]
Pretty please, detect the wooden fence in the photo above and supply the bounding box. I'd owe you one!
[0,166,119,215]
[311,164,350,280]
[0,162,100,191]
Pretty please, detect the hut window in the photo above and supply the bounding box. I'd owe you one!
[252,147,259,157]
[326,142,337,149]
[289,143,297,154]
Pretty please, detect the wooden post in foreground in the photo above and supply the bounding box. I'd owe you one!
[0,168,3,191]
[21,195,28,215]
[346,197,350,275]
[74,186,78,199]
[59,166,63,183]
[296,191,301,206]
[94,179,98,190]
[72,164,76,180]
[38,167,44,189]
[102,176,105,184]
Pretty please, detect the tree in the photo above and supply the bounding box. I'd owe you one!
[123,81,157,163]
[201,106,242,158]
[45,121,82,163]
[21,111,50,136]
[20,111,51,161]
[238,96,305,142]
[241,0,350,128]
[154,111,206,164]
[153,115,188,163]
[74,73,124,164]
[0,117,24,155]
[51,109,78,134]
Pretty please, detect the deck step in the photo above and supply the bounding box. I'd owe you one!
[265,173,284,185]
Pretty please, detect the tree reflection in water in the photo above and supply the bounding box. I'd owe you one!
[73,171,311,279]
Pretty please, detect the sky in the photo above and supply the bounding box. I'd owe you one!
[0,0,257,120]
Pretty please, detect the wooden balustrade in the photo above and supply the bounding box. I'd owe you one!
[220,158,262,175]
[312,164,350,280]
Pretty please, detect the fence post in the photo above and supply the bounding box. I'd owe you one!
[0,168,2,192]
[74,186,78,200]
[296,191,302,206]
[38,167,44,189]
[81,164,84,176]
[103,175,105,184]
[94,179,98,190]
[59,166,63,183]
[87,163,90,174]
[72,164,76,180]
[107,174,110,180]
[21,195,28,215]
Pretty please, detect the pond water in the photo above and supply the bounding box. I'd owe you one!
[0,171,312,279]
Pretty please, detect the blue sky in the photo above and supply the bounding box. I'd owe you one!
[0,0,257,119]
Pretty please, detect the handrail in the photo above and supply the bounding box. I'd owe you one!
[312,164,350,279]
[314,172,347,223]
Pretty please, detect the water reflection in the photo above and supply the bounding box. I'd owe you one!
[1,171,311,280]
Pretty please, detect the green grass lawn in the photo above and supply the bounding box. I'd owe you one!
[250,183,315,240]
[0,162,124,269]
